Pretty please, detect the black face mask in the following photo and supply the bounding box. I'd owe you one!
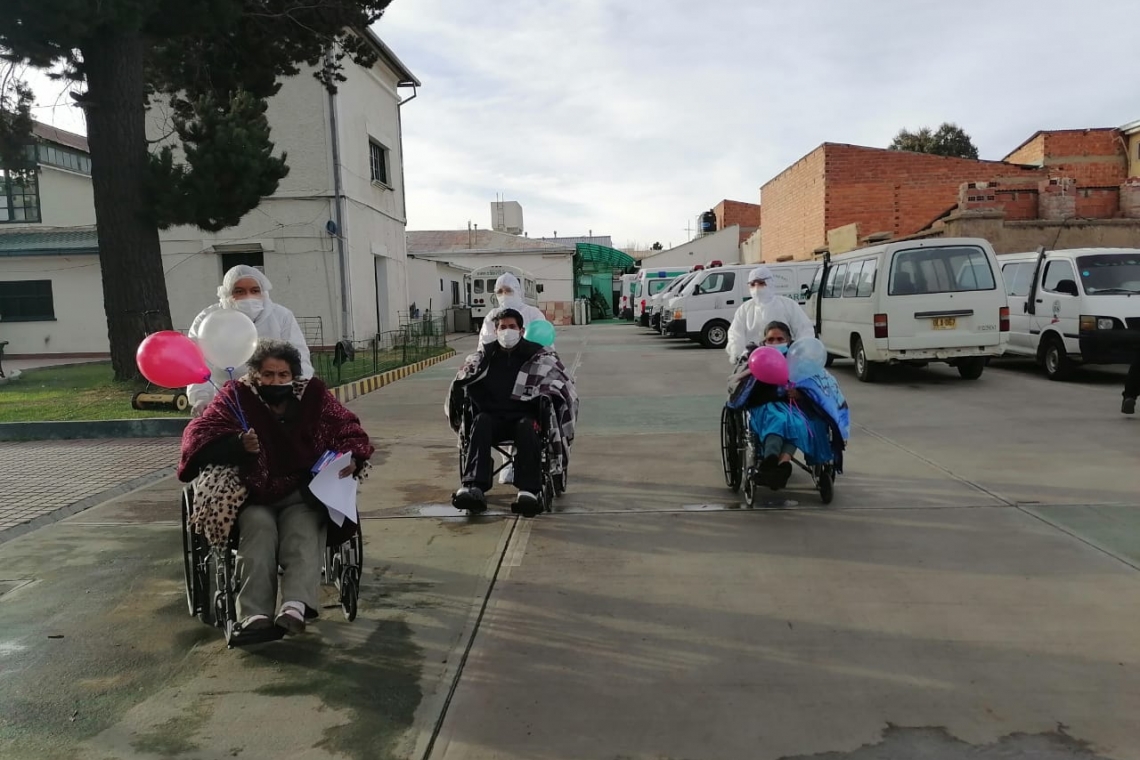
[258,384,294,404]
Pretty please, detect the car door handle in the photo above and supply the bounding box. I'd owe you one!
[726,299,735,305]
[1036,299,1043,303]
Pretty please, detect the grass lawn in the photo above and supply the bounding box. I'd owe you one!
[0,362,189,423]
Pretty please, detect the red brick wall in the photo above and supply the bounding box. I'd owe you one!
[1004,132,1046,165]
[1076,187,1120,219]
[714,199,762,230]
[1041,129,1127,187]
[823,144,1047,248]
[760,146,826,261]
[1122,179,1140,219]
[960,181,1039,221]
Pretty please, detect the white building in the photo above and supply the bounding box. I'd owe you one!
[155,28,421,345]
[636,225,743,269]
[406,229,576,325]
[1,29,421,358]
[0,123,103,357]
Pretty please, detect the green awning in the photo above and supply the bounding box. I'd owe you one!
[0,228,99,256]
[574,243,635,274]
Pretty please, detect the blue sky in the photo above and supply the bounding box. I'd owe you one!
[23,0,1139,248]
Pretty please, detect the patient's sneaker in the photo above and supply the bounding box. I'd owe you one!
[453,486,487,514]
[511,491,541,518]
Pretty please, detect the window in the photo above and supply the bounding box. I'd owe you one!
[219,250,264,275]
[0,169,41,223]
[451,281,461,304]
[1076,254,1140,295]
[697,271,735,294]
[0,280,54,321]
[889,246,996,296]
[369,141,389,186]
[856,258,877,297]
[1002,262,1033,297]
[842,261,864,297]
[473,279,485,294]
[1042,259,1078,294]
[823,263,847,298]
[37,144,91,175]
[649,279,673,295]
[808,265,824,296]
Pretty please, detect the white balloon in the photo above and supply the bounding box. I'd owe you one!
[198,308,259,369]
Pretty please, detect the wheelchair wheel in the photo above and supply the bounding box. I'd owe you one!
[553,461,567,497]
[181,489,197,617]
[721,406,742,492]
[742,432,760,508]
[340,566,360,622]
[817,465,834,505]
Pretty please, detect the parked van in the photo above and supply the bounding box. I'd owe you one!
[618,273,639,320]
[651,270,702,333]
[664,261,822,348]
[633,267,691,326]
[998,247,1140,380]
[806,237,1009,382]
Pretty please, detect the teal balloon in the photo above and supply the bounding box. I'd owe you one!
[787,337,827,382]
[525,320,556,346]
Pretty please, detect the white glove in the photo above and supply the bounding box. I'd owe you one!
[191,401,208,418]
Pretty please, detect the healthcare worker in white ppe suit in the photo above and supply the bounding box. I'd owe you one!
[187,265,314,416]
[477,272,551,348]
[725,265,815,364]
[476,271,554,484]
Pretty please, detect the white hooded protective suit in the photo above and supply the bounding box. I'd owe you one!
[477,272,552,348]
[187,265,314,407]
[725,265,815,363]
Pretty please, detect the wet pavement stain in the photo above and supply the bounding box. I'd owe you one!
[129,695,215,757]
[248,618,423,760]
[778,725,1109,760]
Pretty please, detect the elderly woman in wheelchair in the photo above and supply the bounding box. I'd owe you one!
[178,339,373,645]
[445,308,578,517]
[724,322,848,505]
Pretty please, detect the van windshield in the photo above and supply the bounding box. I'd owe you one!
[649,279,674,295]
[1076,254,1140,295]
[889,245,996,296]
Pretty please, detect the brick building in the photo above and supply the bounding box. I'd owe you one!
[760,124,1140,261]
[713,199,762,245]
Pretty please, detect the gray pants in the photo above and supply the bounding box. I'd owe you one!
[762,434,797,460]
[235,490,326,620]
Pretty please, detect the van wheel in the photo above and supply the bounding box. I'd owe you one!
[1042,336,1076,381]
[701,321,730,349]
[853,337,878,383]
[825,353,836,368]
[957,357,986,380]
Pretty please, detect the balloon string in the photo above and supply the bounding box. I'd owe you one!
[209,370,249,430]
[787,389,814,442]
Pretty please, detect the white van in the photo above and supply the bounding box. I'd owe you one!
[664,262,821,349]
[633,267,691,326]
[807,237,1009,382]
[998,247,1140,380]
[651,270,702,333]
[618,273,639,320]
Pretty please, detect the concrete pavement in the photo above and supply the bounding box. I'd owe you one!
[1,324,1138,760]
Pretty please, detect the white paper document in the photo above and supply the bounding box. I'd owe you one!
[309,452,358,527]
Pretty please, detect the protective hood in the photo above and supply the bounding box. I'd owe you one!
[218,265,273,313]
[494,273,525,309]
[748,265,774,284]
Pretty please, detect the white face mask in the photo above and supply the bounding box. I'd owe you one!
[233,297,265,319]
[750,285,774,303]
[496,291,518,307]
[497,328,521,349]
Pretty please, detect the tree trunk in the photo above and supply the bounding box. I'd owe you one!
[83,29,173,381]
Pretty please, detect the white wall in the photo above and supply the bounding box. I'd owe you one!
[37,167,96,227]
[416,252,575,302]
[741,228,763,264]
[0,256,108,355]
[638,225,742,268]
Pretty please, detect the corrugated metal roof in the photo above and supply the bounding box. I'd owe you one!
[575,243,635,274]
[32,121,89,153]
[0,227,99,256]
[537,234,615,248]
[407,229,573,255]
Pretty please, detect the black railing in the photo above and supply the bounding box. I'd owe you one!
[311,317,449,386]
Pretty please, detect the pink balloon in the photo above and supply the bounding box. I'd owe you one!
[136,331,210,388]
[748,346,790,386]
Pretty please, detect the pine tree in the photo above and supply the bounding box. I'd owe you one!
[0,1,394,380]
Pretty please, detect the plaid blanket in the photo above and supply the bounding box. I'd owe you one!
[446,344,579,469]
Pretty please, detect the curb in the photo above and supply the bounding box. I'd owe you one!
[331,348,457,404]
[0,466,175,545]
[0,348,458,441]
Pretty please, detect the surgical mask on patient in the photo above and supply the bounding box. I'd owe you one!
[258,384,293,404]
[497,329,521,349]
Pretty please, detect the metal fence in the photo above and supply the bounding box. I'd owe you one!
[310,317,449,386]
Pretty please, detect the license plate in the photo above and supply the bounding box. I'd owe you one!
[932,317,957,330]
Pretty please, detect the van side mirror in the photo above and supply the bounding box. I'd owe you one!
[1056,279,1079,296]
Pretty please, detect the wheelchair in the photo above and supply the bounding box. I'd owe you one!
[181,485,363,648]
[720,388,839,508]
[452,392,567,515]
